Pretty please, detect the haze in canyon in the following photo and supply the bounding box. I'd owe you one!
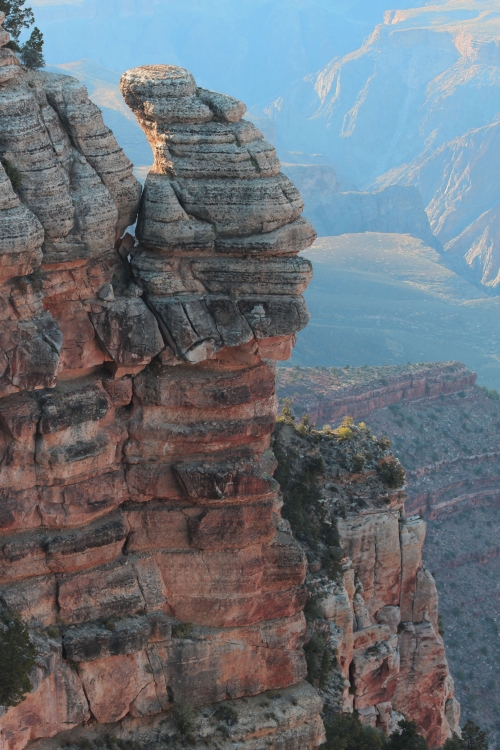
[29,0,500,389]
[1,1,499,748]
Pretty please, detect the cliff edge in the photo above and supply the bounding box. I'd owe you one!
[0,15,458,749]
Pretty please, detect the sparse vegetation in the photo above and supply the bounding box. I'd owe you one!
[377,456,406,488]
[0,610,36,708]
[172,702,196,735]
[213,703,238,726]
[0,0,45,67]
[442,721,489,750]
[172,622,193,639]
[1,159,22,191]
[386,719,429,749]
[321,712,385,750]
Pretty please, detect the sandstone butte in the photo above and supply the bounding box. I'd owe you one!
[0,14,459,749]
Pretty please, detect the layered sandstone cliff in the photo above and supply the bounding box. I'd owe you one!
[273,417,460,748]
[0,16,460,749]
[0,21,322,748]
[277,362,476,426]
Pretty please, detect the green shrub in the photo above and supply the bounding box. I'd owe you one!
[386,719,429,750]
[1,159,22,192]
[318,649,331,689]
[304,593,323,622]
[172,622,193,639]
[19,25,44,68]
[172,703,196,735]
[277,397,295,425]
[304,633,324,685]
[0,611,36,707]
[377,457,405,488]
[443,721,489,750]
[321,712,385,750]
[352,453,365,472]
[213,703,238,725]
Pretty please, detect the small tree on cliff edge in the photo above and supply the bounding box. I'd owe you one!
[0,0,45,68]
[443,722,489,750]
[386,719,429,750]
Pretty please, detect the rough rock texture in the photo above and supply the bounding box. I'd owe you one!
[0,33,460,748]
[273,417,460,747]
[278,361,500,523]
[0,43,322,750]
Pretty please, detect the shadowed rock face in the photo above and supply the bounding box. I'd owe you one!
[0,44,323,750]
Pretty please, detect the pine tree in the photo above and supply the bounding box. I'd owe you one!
[0,0,44,68]
[19,25,43,68]
[0,0,34,43]
[462,721,489,750]
[443,723,489,750]
[386,719,429,750]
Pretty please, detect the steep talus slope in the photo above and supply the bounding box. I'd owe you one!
[424,506,500,745]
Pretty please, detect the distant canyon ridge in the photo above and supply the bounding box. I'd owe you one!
[36,0,500,291]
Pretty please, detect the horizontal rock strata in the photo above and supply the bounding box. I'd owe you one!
[273,419,460,747]
[277,362,476,426]
[0,40,322,750]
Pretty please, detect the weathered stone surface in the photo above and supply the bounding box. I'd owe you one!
[40,72,142,236]
[119,64,314,366]
[338,511,401,616]
[90,296,164,372]
[394,621,457,747]
[0,41,455,750]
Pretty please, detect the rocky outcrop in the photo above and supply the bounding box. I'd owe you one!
[0,18,462,748]
[0,26,322,749]
[278,361,500,522]
[273,418,460,747]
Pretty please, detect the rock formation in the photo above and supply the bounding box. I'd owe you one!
[0,15,462,748]
[0,19,324,747]
[273,416,461,747]
[277,362,500,521]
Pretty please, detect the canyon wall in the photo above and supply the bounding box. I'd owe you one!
[278,362,476,425]
[0,22,324,748]
[273,419,461,748]
[277,363,500,522]
[0,16,460,749]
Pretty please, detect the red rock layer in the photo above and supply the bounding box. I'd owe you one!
[0,40,323,750]
[278,362,477,425]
